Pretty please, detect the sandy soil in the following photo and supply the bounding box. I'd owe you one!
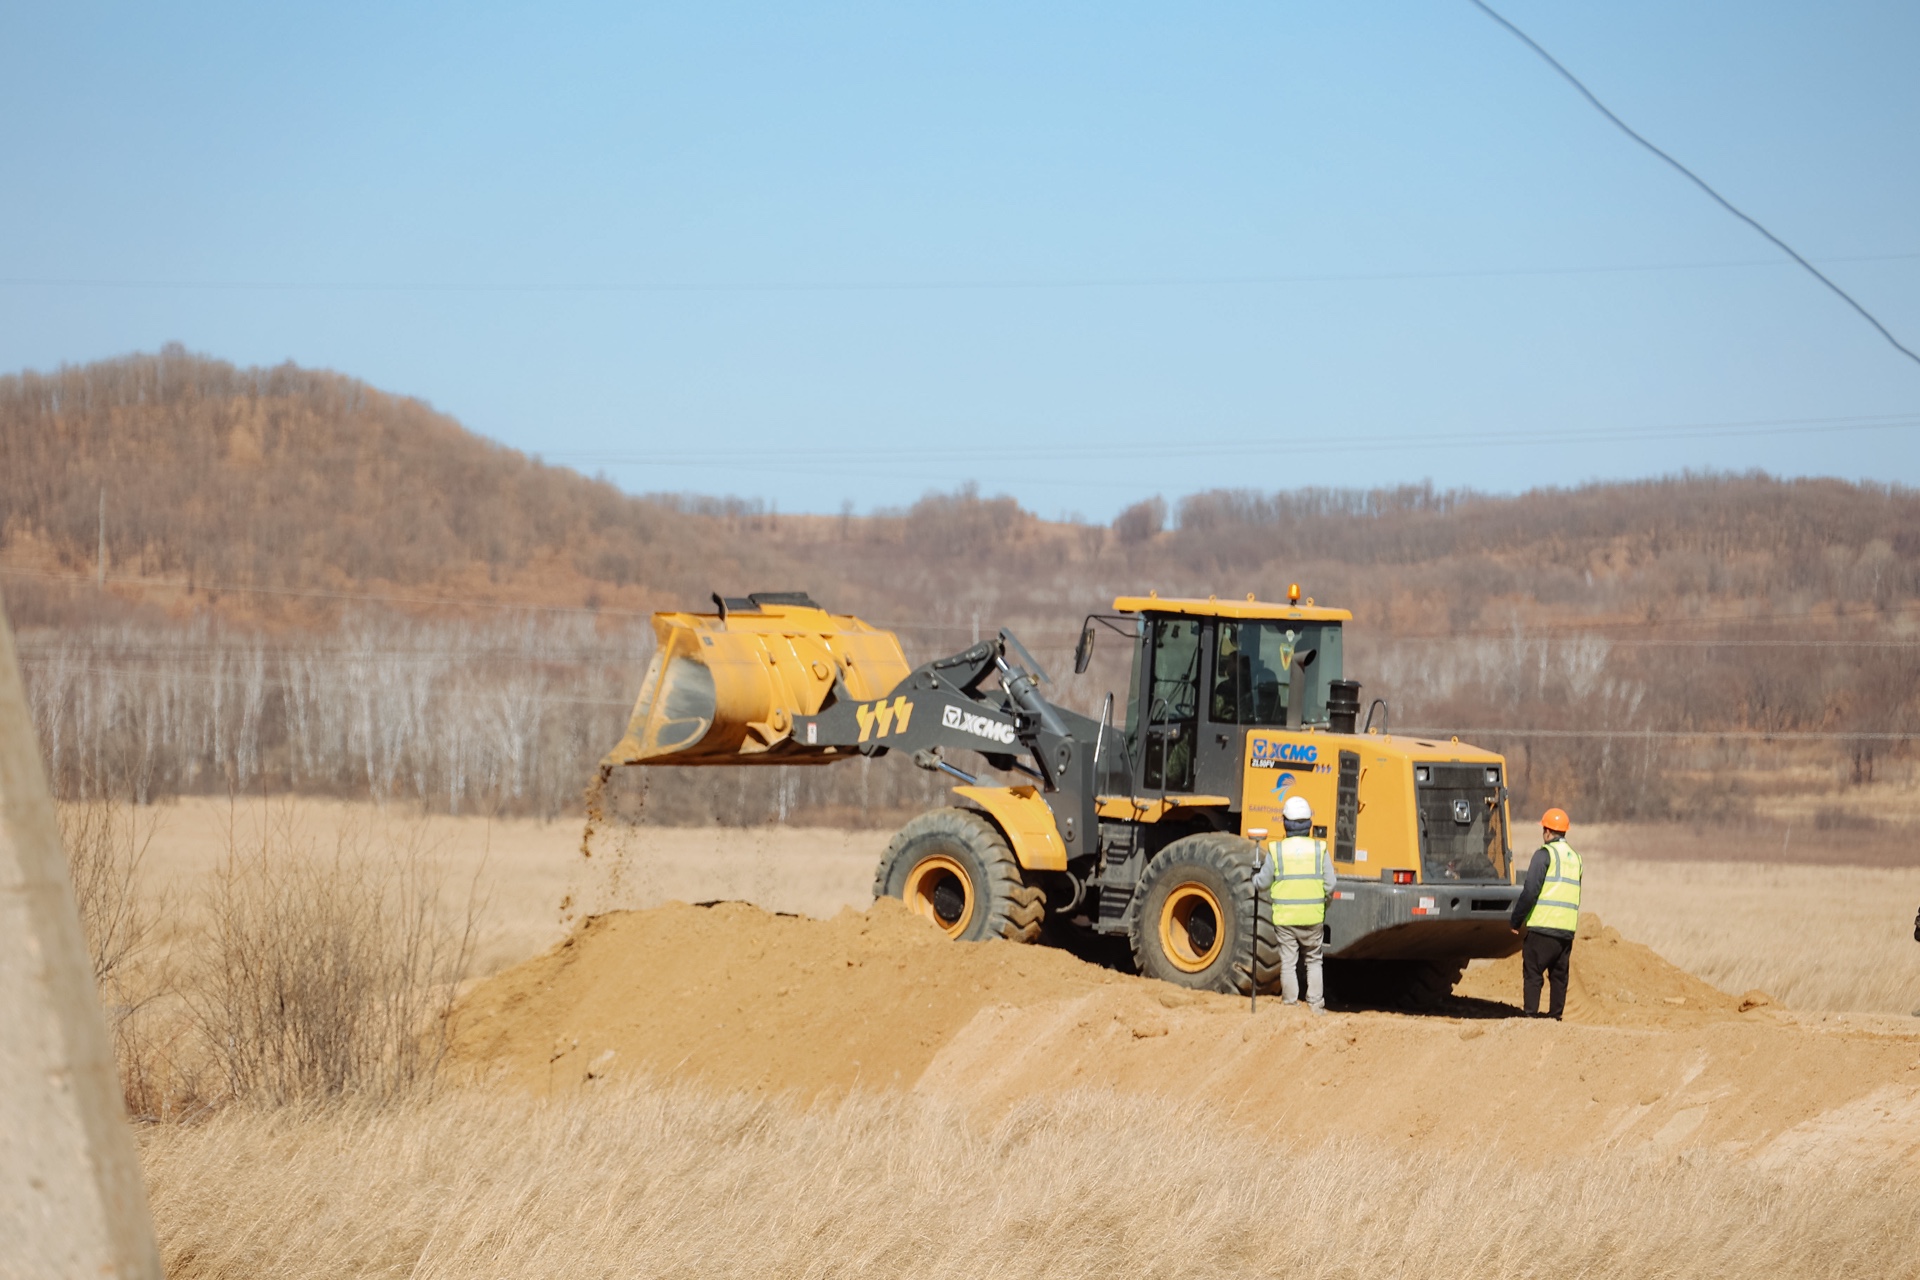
[448,899,1920,1167]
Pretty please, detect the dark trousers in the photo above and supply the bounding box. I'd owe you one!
[1522,930,1574,1018]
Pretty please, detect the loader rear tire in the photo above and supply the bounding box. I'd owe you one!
[1129,833,1280,995]
[874,808,1045,943]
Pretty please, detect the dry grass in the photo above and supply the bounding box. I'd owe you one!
[57,793,183,1116]
[142,1083,1920,1280]
[59,794,163,989]
[62,797,481,1116]
[187,804,478,1105]
[1583,856,1920,1015]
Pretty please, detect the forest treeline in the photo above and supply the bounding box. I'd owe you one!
[4,348,1917,824]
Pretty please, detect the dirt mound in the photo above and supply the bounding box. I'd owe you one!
[1455,914,1746,1024]
[449,897,1120,1096]
[450,900,1920,1164]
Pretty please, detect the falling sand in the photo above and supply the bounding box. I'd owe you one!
[564,764,647,926]
[579,763,613,859]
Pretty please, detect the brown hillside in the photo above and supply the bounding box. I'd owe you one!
[4,348,1919,826]
[0,345,820,623]
[6,347,1920,639]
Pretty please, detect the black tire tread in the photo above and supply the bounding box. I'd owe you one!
[1128,832,1281,995]
[873,808,1045,944]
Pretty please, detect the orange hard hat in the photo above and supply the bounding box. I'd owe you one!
[1540,807,1570,834]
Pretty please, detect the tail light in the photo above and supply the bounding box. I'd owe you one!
[1392,870,1416,885]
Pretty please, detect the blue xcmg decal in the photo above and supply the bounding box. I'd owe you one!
[1250,739,1319,766]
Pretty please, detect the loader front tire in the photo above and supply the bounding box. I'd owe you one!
[1129,833,1279,994]
[874,808,1045,943]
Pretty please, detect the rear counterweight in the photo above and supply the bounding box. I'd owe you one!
[1325,879,1523,962]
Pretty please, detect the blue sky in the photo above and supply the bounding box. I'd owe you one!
[3,1,1917,520]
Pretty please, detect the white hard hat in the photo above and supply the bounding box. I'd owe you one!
[1281,795,1312,822]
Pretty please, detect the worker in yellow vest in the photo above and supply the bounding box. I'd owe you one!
[1252,794,1336,1012]
[1509,807,1582,1019]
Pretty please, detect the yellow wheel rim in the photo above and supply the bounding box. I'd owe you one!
[903,855,975,938]
[1158,881,1225,972]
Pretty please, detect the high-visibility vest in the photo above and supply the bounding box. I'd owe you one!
[1525,838,1582,933]
[1269,835,1329,927]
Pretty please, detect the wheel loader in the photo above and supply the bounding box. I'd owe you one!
[603,589,1524,1000]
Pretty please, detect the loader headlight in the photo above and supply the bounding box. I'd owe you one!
[1414,766,1430,784]
[1485,767,1499,785]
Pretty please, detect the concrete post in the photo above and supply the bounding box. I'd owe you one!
[0,592,162,1278]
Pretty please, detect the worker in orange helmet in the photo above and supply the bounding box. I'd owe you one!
[1509,807,1581,1019]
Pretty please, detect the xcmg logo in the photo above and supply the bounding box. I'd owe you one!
[943,704,1018,745]
[1251,738,1318,766]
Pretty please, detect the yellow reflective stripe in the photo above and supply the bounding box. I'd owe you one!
[1271,837,1328,924]
[1527,840,1581,929]
[1271,839,1326,899]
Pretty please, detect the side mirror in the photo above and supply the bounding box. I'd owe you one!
[1073,621,1096,674]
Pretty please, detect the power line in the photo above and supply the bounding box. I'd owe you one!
[12,408,1916,481]
[15,647,650,664]
[0,565,656,620]
[12,565,1920,645]
[552,409,1920,472]
[2,251,1915,296]
[14,657,635,708]
[1388,637,1920,650]
[542,410,1920,490]
[1406,727,1914,742]
[1466,0,1920,370]
[0,565,983,637]
[15,656,1908,739]
[18,630,1920,658]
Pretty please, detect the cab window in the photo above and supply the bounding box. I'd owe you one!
[1211,621,1343,726]
[1142,617,1200,792]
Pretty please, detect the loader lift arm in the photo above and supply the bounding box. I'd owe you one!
[792,629,1100,860]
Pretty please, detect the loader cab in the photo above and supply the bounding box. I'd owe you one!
[1108,596,1351,803]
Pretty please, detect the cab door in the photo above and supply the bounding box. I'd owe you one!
[1196,619,1244,797]
[1138,615,1200,794]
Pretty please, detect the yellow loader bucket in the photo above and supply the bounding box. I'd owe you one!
[603,593,913,767]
